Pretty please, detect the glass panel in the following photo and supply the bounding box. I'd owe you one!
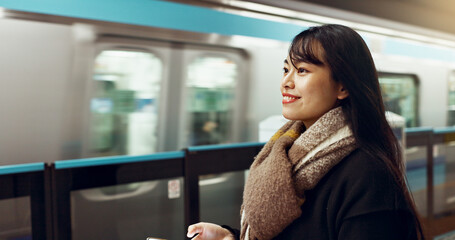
[447,71,455,125]
[71,178,184,240]
[0,197,32,240]
[199,171,246,229]
[89,50,162,157]
[379,74,418,127]
[185,56,238,146]
[434,143,455,216]
[405,146,428,217]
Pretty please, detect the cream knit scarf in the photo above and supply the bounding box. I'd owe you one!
[240,107,357,240]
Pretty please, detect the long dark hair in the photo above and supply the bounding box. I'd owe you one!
[289,24,425,239]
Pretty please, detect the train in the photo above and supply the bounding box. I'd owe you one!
[1,0,455,166]
[1,0,455,239]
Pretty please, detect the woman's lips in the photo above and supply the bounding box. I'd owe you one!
[282,93,300,104]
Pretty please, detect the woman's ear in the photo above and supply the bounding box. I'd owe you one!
[337,85,349,100]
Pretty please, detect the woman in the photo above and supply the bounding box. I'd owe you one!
[187,24,425,240]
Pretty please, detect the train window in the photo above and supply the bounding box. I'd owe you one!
[89,50,162,156]
[378,73,419,127]
[185,56,238,146]
[447,71,455,125]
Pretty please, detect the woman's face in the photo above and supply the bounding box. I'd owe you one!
[281,52,348,128]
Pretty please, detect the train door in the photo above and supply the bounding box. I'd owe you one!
[179,46,247,148]
[85,38,172,157]
[85,40,248,155]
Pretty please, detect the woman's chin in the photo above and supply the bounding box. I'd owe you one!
[282,112,298,121]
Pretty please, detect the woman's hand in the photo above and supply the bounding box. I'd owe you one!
[187,222,235,240]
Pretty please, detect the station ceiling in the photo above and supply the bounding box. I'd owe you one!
[298,0,455,36]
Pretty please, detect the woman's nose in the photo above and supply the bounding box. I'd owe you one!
[281,73,295,89]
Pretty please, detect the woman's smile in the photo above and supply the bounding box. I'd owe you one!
[282,93,301,104]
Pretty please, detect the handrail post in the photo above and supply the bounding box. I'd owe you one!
[184,148,200,230]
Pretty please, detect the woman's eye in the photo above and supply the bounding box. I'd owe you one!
[298,68,307,73]
[283,67,289,74]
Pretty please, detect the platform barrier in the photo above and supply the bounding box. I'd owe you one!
[4,132,455,239]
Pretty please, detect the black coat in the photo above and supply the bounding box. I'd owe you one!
[228,149,418,240]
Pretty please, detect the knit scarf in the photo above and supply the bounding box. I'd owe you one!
[240,107,357,240]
